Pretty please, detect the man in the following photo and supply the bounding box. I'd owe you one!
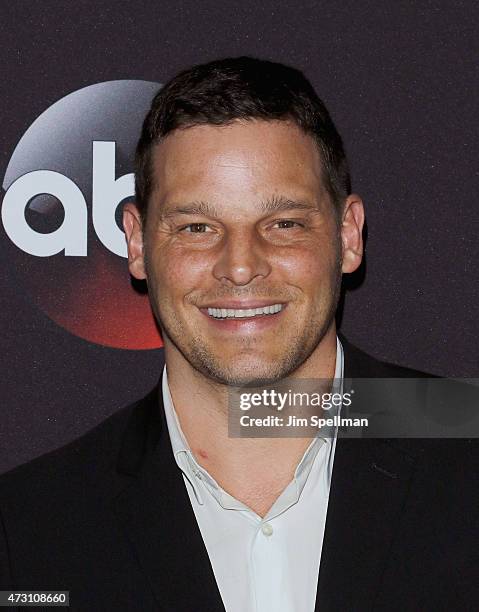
[0,57,477,611]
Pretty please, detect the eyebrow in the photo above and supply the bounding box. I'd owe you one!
[160,195,318,220]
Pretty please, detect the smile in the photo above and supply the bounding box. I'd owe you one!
[207,303,284,319]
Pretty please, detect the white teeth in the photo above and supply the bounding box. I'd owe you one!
[207,303,284,319]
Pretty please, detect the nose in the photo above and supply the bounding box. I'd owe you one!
[212,228,272,287]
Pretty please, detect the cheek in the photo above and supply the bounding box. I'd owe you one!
[278,247,335,283]
[150,246,213,299]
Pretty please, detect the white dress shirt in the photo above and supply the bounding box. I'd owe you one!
[162,337,344,612]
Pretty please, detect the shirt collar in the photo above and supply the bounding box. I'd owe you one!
[162,336,344,509]
[161,368,206,503]
[287,335,344,505]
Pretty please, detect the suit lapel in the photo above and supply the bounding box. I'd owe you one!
[315,337,418,610]
[113,385,225,612]
[315,437,416,610]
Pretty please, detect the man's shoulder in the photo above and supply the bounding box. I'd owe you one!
[0,388,161,594]
[0,394,145,502]
[339,334,479,460]
[339,333,434,378]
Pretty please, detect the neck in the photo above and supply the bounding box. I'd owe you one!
[163,323,338,516]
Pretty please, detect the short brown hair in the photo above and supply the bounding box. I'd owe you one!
[135,56,351,223]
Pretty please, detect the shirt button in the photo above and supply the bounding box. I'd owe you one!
[261,522,273,536]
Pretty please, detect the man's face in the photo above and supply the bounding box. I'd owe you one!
[126,120,361,385]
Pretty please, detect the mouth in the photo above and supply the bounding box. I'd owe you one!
[205,303,284,320]
[197,301,287,330]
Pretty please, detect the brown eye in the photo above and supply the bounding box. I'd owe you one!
[274,220,302,229]
[183,223,211,233]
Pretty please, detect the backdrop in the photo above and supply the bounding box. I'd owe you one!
[1,1,478,474]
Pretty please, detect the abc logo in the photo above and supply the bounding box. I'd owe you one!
[1,80,163,350]
[3,141,133,258]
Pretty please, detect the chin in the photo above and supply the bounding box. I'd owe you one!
[203,369,285,388]
[192,350,300,387]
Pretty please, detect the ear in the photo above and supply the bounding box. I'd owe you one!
[340,194,365,274]
[123,203,146,280]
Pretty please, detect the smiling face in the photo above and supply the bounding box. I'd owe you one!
[124,119,364,386]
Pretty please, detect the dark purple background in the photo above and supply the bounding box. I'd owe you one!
[1,1,478,474]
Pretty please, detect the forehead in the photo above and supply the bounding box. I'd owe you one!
[149,120,326,205]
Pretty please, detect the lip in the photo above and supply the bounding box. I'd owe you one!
[199,300,286,309]
[198,301,287,331]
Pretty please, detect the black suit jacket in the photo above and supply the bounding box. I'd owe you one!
[0,337,477,611]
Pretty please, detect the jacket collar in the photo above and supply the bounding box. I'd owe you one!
[314,434,416,610]
[315,333,418,610]
[114,383,226,611]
